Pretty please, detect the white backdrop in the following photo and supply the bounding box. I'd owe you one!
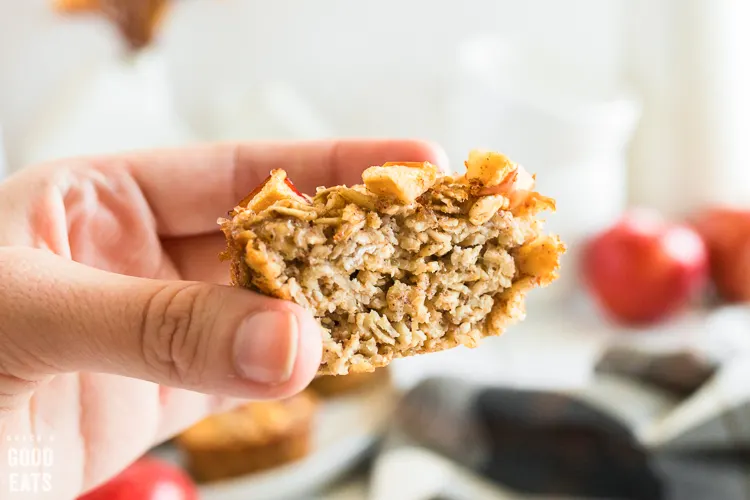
[1,0,749,215]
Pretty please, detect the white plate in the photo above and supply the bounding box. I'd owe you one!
[152,382,399,500]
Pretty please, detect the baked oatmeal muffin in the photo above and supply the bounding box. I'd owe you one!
[176,391,317,482]
[220,150,565,376]
[53,0,169,50]
[309,367,391,398]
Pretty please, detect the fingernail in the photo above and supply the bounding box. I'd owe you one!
[233,311,298,384]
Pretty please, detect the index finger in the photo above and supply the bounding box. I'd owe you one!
[121,139,448,237]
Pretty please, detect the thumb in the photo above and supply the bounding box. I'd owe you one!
[0,247,322,400]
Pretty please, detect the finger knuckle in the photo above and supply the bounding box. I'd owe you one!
[140,283,215,386]
[0,374,43,416]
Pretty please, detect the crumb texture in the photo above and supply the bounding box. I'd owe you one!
[221,153,564,375]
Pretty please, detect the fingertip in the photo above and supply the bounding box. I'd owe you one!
[284,303,324,394]
[416,140,451,173]
[230,300,322,400]
[251,302,322,400]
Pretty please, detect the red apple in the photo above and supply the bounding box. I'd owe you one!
[582,209,709,325]
[77,456,197,500]
[692,207,750,302]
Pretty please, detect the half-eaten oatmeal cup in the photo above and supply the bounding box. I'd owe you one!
[219,150,565,376]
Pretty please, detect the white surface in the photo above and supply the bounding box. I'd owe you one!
[203,80,338,142]
[370,447,522,500]
[314,476,369,500]
[626,0,750,215]
[158,0,627,155]
[18,50,195,168]
[0,0,123,173]
[153,382,398,500]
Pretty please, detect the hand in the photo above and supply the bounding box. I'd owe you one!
[0,139,446,499]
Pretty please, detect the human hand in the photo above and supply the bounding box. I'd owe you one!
[0,139,446,499]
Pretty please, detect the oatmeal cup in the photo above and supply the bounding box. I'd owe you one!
[176,391,318,482]
[220,150,565,376]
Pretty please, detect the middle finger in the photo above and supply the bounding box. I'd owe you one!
[162,233,229,284]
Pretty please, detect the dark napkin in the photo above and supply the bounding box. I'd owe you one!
[380,345,750,500]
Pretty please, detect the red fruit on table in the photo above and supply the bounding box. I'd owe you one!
[582,209,709,326]
[692,207,750,302]
[77,456,197,500]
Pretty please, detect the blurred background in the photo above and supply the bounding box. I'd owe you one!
[3,1,750,499]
